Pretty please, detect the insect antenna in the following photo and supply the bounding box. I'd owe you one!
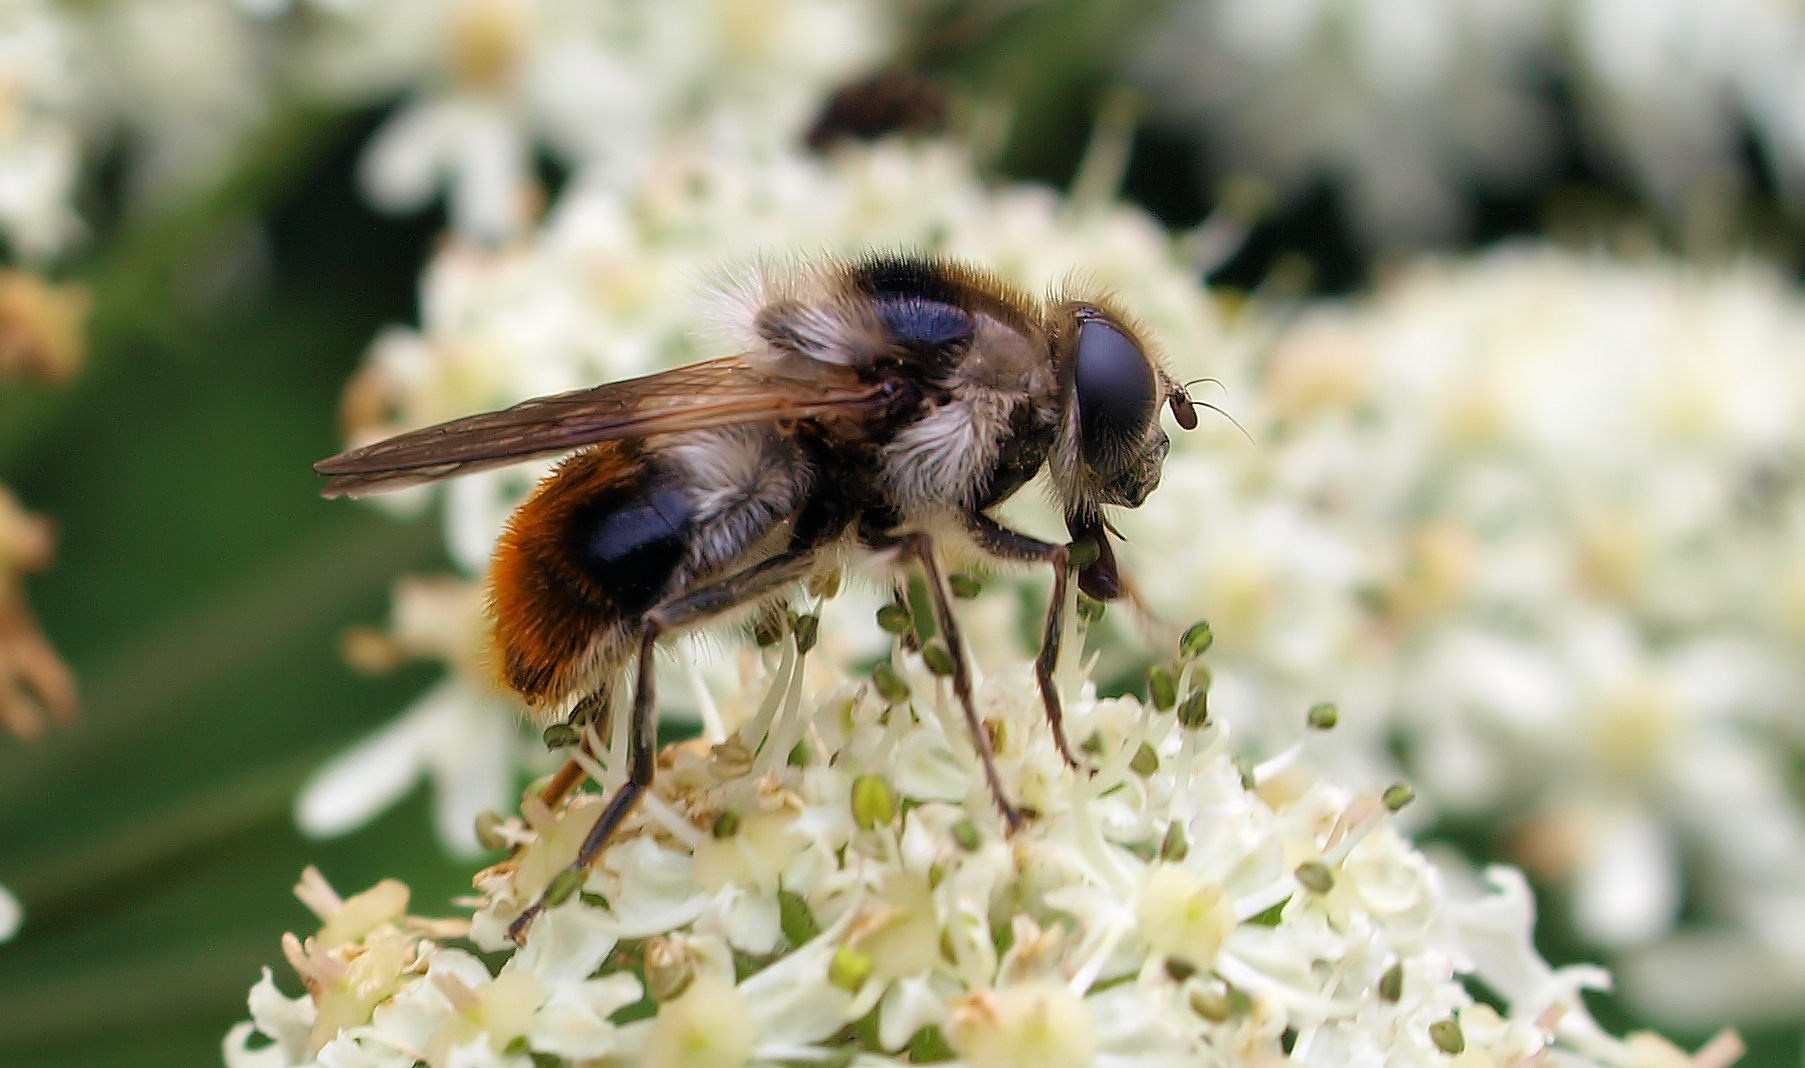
[1173,377,1254,445]
[1198,400,1255,444]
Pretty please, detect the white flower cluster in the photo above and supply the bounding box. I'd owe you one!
[299,574,533,857]
[0,0,281,260]
[229,636,1732,1067]
[0,0,888,261]
[1558,0,1805,211]
[274,0,891,241]
[0,880,17,943]
[1111,244,1805,1021]
[1131,0,1805,241]
[1131,0,1554,245]
[0,0,85,261]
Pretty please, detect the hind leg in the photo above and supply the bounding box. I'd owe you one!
[506,549,816,944]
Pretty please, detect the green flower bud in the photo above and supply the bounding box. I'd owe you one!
[872,661,911,703]
[778,888,819,944]
[1179,620,1214,659]
[876,602,913,634]
[1189,985,1234,1021]
[1148,666,1177,711]
[790,611,820,655]
[829,945,874,991]
[922,640,955,677]
[1159,821,1189,862]
[1429,1019,1465,1055]
[1295,860,1335,894]
[474,810,508,852]
[1379,962,1403,1003]
[1177,676,1212,729]
[851,774,896,830]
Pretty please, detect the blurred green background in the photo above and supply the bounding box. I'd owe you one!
[0,112,478,1066]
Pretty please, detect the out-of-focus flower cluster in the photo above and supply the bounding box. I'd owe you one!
[230,635,1736,1067]
[1132,0,1805,243]
[276,0,890,241]
[0,0,888,260]
[0,0,276,262]
[1112,245,1805,1023]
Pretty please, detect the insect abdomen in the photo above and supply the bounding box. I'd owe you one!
[566,483,692,612]
[487,442,690,708]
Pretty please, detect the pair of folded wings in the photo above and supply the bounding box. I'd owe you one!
[314,356,889,498]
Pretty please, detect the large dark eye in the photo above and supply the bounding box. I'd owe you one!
[1074,314,1157,472]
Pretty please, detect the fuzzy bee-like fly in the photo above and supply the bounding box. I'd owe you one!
[316,254,1197,940]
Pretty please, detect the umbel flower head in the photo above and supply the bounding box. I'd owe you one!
[1103,247,1805,1021]
[227,614,1736,1067]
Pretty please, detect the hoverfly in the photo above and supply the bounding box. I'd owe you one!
[317,254,1197,940]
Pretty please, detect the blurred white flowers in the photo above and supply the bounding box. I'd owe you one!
[0,880,18,942]
[74,0,272,210]
[1132,0,1555,245]
[1114,244,1805,1020]
[0,0,895,257]
[1558,0,1805,212]
[0,0,278,260]
[298,575,531,857]
[229,638,1733,1067]
[0,0,84,261]
[278,0,891,241]
[1132,0,1805,241]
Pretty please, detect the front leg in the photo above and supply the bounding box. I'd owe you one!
[891,530,1024,831]
[962,513,1083,771]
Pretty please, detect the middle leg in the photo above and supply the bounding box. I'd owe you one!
[879,529,1024,830]
[962,512,1083,771]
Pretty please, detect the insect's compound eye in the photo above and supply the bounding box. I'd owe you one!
[1073,314,1158,475]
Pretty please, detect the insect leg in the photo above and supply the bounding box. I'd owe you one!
[536,758,588,812]
[534,687,614,811]
[962,513,1083,772]
[506,549,818,944]
[889,530,1024,831]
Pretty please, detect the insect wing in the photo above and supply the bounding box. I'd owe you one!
[315,357,885,498]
